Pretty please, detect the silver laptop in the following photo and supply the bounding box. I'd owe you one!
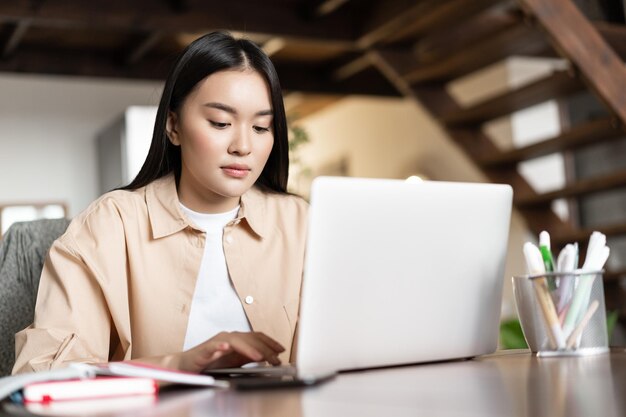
[295,176,512,377]
[209,176,512,383]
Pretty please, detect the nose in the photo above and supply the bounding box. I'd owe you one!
[228,126,251,156]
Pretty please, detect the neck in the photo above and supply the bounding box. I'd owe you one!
[177,176,241,214]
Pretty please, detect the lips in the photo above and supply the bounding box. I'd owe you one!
[221,164,251,178]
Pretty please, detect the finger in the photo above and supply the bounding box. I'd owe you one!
[216,342,230,351]
[208,349,228,362]
[227,337,270,362]
[195,341,232,363]
[206,351,248,370]
[231,336,282,365]
[244,334,284,365]
[253,332,286,352]
[266,354,281,366]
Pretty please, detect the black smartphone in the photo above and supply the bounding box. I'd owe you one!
[219,373,335,391]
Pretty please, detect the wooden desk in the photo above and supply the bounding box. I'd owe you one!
[4,350,626,417]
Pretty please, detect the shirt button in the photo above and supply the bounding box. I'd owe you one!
[245,296,254,304]
[225,235,233,244]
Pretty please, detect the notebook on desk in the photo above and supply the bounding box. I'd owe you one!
[209,176,513,383]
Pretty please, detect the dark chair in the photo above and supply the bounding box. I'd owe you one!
[0,218,70,376]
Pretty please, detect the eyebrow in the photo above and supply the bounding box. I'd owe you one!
[203,102,273,117]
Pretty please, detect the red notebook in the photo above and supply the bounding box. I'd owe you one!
[23,377,158,403]
[0,361,228,404]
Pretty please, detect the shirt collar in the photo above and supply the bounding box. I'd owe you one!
[146,174,268,239]
[239,186,268,238]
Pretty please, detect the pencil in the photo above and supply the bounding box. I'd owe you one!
[524,242,566,349]
[533,277,565,349]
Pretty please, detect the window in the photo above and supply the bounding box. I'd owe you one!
[0,203,67,238]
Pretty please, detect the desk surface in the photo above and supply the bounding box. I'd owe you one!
[4,349,626,417]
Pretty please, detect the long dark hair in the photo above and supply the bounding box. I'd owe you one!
[121,31,289,193]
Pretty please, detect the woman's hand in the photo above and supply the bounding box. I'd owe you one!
[176,331,285,373]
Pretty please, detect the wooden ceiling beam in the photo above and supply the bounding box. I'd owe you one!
[356,0,424,49]
[299,0,351,17]
[165,0,188,13]
[285,92,344,120]
[1,19,31,58]
[0,46,398,96]
[0,46,173,80]
[278,62,400,96]
[125,31,163,65]
[331,54,373,81]
[357,0,506,48]
[0,1,358,43]
[315,0,351,16]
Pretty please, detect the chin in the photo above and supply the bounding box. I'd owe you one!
[218,182,254,198]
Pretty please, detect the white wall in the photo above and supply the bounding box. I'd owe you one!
[0,74,163,216]
[125,106,158,184]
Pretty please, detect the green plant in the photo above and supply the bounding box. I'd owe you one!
[499,309,619,349]
[499,318,528,349]
[287,123,312,191]
[607,309,618,343]
[288,124,310,171]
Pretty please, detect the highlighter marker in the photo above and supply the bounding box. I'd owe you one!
[539,231,555,273]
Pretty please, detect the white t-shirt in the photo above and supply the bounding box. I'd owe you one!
[180,203,252,350]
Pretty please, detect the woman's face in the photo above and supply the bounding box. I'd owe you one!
[167,69,274,213]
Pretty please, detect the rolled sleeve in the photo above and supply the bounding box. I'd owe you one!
[12,233,112,374]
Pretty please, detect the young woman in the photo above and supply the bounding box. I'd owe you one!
[13,32,308,374]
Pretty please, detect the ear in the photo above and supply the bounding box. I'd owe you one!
[166,111,181,146]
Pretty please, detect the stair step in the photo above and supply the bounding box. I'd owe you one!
[404,22,548,84]
[439,70,581,127]
[478,117,624,168]
[515,169,626,207]
[402,20,625,85]
[414,11,524,64]
[382,0,506,44]
[552,223,626,248]
[604,268,626,281]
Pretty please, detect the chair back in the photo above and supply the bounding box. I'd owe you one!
[0,218,70,376]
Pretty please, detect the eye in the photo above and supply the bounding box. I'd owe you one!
[209,121,230,129]
[253,125,271,133]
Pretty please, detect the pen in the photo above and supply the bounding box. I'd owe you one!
[523,242,566,350]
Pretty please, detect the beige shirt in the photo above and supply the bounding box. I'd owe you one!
[13,174,308,374]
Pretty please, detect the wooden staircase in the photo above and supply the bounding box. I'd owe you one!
[367,0,626,321]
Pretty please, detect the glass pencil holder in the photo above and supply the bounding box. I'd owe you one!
[512,270,609,357]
